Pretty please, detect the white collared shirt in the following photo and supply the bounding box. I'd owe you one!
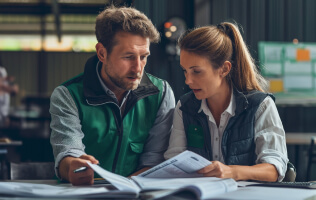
[164,92,289,181]
[198,91,236,163]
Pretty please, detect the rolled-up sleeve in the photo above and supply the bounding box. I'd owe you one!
[50,86,86,178]
[164,101,187,160]
[255,96,289,182]
[138,81,175,168]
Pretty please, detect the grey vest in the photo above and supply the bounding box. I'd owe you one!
[180,88,274,165]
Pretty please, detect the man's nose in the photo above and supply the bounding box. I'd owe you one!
[133,57,143,72]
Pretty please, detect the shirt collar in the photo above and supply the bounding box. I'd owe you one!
[95,61,130,105]
[227,89,235,116]
[198,89,236,117]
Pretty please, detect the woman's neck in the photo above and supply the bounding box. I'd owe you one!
[206,83,232,126]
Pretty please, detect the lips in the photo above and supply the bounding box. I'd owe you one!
[127,76,141,83]
[127,73,141,80]
[192,89,201,93]
[128,76,140,79]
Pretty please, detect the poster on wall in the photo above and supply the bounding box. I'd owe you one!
[259,42,316,93]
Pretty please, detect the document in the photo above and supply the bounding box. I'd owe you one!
[88,162,238,200]
[138,178,238,200]
[0,181,136,198]
[137,150,212,178]
[132,176,228,190]
[0,151,237,199]
[85,150,237,199]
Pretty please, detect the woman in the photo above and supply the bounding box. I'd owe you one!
[164,22,288,182]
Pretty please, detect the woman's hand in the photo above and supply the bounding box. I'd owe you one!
[197,161,237,179]
[198,162,278,182]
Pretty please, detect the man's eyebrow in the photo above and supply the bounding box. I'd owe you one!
[122,52,134,55]
[122,52,150,56]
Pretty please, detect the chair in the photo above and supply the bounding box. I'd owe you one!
[10,162,55,180]
[306,137,316,181]
[283,161,296,182]
[0,149,8,179]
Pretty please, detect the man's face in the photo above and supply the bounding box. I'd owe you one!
[100,32,150,93]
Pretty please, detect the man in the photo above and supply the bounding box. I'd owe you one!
[50,6,175,185]
[0,66,19,126]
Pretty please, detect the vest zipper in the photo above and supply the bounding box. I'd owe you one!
[110,107,123,173]
[112,120,123,173]
[87,100,125,173]
[86,88,159,172]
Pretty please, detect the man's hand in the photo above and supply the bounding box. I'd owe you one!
[59,155,99,186]
[198,161,236,179]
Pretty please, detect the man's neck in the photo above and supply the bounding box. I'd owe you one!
[115,90,128,105]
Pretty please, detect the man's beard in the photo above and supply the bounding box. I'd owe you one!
[104,64,142,91]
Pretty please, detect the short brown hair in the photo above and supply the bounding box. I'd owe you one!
[178,22,267,92]
[95,5,160,54]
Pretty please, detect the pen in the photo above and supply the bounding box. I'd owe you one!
[73,166,87,173]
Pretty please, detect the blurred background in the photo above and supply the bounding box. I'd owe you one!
[0,0,315,181]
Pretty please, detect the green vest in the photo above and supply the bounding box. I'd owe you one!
[62,55,164,176]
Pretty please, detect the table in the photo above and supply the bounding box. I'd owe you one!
[0,179,136,200]
[215,184,316,200]
[274,92,316,106]
[286,133,316,145]
[0,180,315,200]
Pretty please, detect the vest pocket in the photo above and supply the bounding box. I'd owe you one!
[130,142,144,153]
[187,125,204,148]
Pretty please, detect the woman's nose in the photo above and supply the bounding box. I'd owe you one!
[185,74,192,85]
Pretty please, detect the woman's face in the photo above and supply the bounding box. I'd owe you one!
[180,50,225,100]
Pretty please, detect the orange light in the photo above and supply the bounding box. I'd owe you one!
[293,38,299,44]
[164,22,172,29]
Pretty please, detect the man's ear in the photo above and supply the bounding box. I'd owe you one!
[221,61,232,77]
[96,43,107,63]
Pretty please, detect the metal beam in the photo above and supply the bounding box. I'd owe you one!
[51,0,61,42]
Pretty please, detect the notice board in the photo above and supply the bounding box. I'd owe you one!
[258,42,316,93]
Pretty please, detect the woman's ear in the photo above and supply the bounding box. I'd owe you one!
[96,43,107,63]
[221,61,232,77]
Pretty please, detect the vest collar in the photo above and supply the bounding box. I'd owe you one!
[198,89,235,116]
[233,87,249,116]
[83,55,159,105]
[180,86,249,116]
